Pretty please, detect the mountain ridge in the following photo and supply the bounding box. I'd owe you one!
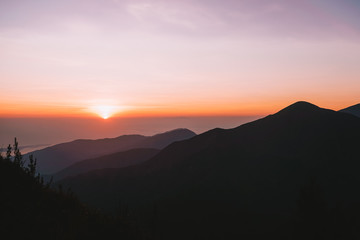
[60,101,360,239]
[27,128,196,174]
[51,148,160,181]
[339,103,360,118]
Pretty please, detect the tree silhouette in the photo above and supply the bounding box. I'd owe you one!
[6,144,11,161]
[27,154,37,178]
[13,137,24,167]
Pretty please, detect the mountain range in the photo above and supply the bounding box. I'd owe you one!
[26,128,196,174]
[51,148,160,181]
[59,101,360,239]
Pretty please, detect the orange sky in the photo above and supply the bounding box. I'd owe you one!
[1,0,360,118]
[1,95,357,118]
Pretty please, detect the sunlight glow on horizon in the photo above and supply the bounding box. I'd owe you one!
[88,104,125,119]
[1,0,360,117]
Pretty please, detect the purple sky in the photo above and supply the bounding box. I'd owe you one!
[0,0,360,117]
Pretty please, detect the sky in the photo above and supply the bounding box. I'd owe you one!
[1,0,360,118]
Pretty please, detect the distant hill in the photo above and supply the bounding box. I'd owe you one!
[27,128,196,174]
[52,148,160,181]
[60,101,360,239]
[339,103,360,117]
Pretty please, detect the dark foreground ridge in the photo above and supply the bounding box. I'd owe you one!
[60,101,360,240]
[0,146,144,240]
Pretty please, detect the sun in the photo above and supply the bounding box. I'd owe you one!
[90,105,119,119]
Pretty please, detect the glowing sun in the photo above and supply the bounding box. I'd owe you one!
[91,105,119,119]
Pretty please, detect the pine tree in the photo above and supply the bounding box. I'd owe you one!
[27,154,37,178]
[13,137,24,167]
[6,144,12,161]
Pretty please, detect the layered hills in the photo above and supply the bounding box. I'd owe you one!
[60,101,360,239]
[27,128,196,174]
[52,148,160,181]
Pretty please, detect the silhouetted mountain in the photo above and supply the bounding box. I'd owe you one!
[52,148,160,181]
[0,153,140,240]
[60,101,360,239]
[339,103,360,117]
[27,128,196,174]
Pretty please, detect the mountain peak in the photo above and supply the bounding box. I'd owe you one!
[276,101,321,115]
[163,128,195,134]
[286,101,319,110]
[151,128,196,138]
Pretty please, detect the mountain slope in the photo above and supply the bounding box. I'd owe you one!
[60,102,360,239]
[52,148,160,181]
[339,103,360,117]
[0,156,139,240]
[27,128,196,174]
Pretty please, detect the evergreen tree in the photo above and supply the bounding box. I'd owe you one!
[27,154,37,178]
[13,137,24,167]
[6,144,12,161]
